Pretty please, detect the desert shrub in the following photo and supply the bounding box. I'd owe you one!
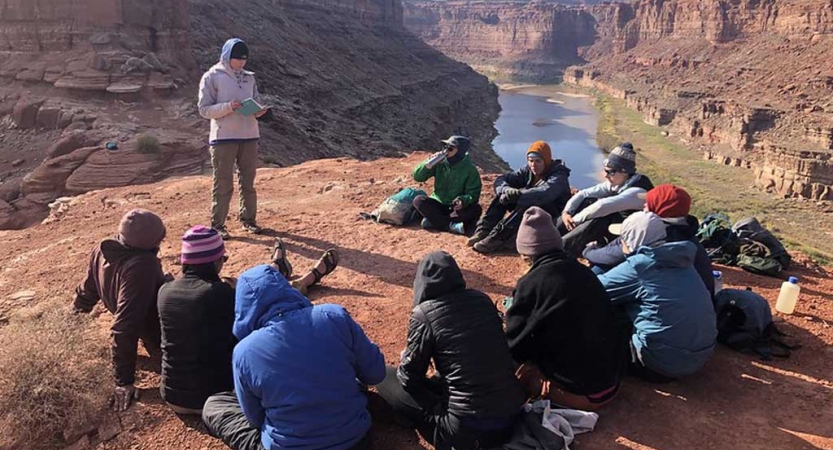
[134,133,161,154]
[0,300,110,450]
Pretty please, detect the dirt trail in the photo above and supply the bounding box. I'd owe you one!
[0,153,831,450]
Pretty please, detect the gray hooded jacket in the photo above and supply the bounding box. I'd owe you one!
[198,38,262,144]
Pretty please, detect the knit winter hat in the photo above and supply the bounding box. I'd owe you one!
[516,207,563,257]
[646,184,692,219]
[604,143,637,175]
[230,41,249,60]
[181,225,226,265]
[618,211,667,254]
[526,141,553,167]
[118,209,166,250]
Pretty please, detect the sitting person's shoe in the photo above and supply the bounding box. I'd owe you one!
[466,228,490,247]
[241,221,263,234]
[213,225,231,240]
[473,233,507,254]
[420,218,434,230]
[448,222,465,235]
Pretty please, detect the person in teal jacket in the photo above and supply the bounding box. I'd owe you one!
[412,135,483,235]
[598,211,717,382]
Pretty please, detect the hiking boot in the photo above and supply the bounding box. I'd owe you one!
[473,233,508,254]
[466,228,490,247]
[214,225,231,240]
[241,221,263,234]
[448,222,465,235]
[420,218,434,230]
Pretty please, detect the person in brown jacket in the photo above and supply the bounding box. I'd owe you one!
[73,209,168,412]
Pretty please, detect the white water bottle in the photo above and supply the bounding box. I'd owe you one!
[775,276,800,314]
[712,270,724,293]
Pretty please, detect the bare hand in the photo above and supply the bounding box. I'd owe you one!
[110,384,138,412]
[562,212,576,231]
[452,199,463,211]
[254,108,268,118]
[230,100,243,111]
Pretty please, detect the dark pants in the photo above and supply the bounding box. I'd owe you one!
[375,366,514,450]
[413,196,482,231]
[203,392,370,450]
[557,199,626,257]
[478,197,563,240]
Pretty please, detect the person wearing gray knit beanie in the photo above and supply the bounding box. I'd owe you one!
[515,207,563,258]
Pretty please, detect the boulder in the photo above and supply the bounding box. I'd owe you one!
[15,68,45,82]
[11,99,44,129]
[54,71,111,91]
[36,107,63,129]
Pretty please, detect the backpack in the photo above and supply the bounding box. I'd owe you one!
[714,288,798,359]
[370,188,426,226]
[696,213,740,264]
[736,254,782,277]
[732,217,791,269]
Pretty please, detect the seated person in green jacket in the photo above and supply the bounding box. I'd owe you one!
[412,135,483,235]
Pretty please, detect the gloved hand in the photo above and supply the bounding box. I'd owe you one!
[499,188,522,205]
[110,384,138,412]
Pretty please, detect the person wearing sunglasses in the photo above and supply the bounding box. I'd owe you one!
[412,135,483,236]
[199,38,267,240]
[557,143,654,256]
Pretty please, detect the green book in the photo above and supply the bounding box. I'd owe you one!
[238,98,266,116]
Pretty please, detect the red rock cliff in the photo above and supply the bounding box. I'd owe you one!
[568,0,833,201]
[403,1,598,81]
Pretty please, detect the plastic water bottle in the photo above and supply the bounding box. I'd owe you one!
[775,276,800,314]
[712,270,724,293]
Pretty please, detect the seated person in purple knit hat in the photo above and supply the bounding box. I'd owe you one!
[74,209,168,412]
[158,225,237,415]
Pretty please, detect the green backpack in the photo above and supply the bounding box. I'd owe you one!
[371,188,426,226]
[697,213,740,264]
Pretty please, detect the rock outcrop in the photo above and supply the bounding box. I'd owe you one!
[565,0,833,201]
[403,1,598,81]
[0,0,507,229]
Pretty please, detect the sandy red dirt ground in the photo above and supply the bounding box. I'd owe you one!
[0,153,831,450]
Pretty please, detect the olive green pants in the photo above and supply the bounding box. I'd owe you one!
[210,141,258,228]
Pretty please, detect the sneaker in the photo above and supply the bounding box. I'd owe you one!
[241,221,263,234]
[448,222,465,235]
[466,228,490,247]
[473,233,507,254]
[214,225,231,240]
[420,218,434,230]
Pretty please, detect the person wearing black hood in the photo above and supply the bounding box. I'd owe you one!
[507,207,624,411]
[468,141,571,254]
[375,251,525,450]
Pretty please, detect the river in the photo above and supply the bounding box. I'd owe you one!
[492,88,605,189]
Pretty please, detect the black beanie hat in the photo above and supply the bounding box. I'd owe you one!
[230,42,249,60]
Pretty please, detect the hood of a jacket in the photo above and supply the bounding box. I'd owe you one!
[634,241,696,268]
[413,251,466,306]
[233,264,312,340]
[218,38,254,76]
[663,215,700,241]
[101,238,157,263]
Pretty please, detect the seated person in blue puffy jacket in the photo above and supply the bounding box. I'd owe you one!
[202,265,386,450]
[558,143,653,256]
[467,141,571,254]
[598,211,717,382]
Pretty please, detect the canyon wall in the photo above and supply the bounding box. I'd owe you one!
[567,0,833,201]
[403,1,598,81]
[0,0,505,229]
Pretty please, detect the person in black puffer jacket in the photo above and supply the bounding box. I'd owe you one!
[508,207,625,411]
[376,251,525,450]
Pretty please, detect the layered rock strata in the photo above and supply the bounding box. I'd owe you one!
[0,0,505,229]
[403,1,597,81]
[565,0,833,201]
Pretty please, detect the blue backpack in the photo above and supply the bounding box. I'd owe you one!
[370,188,426,226]
[714,288,798,359]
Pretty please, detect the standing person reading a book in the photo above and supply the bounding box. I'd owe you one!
[199,38,267,239]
